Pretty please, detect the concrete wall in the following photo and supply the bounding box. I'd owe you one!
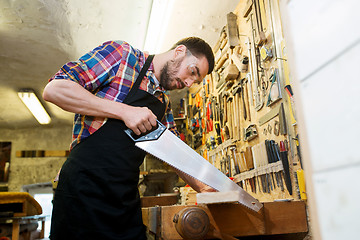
[0,125,72,192]
[281,0,360,239]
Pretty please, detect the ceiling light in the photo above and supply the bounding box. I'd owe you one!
[18,89,51,125]
[143,0,174,53]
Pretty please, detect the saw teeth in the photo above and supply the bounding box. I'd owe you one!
[149,154,221,192]
[144,153,261,212]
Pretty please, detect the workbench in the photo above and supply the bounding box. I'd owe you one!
[0,192,44,239]
[0,215,46,240]
[142,200,308,239]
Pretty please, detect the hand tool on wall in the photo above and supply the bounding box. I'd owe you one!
[296,169,307,200]
[247,13,264,111]
[247,177,254,193]
[244,146,255,170]
[231,54,249,73]
[278,102,287,135]
[227,154,234,177]
[235,150,244,173]
[224,59,239,81]
[258,104,280,126]
[243,0,253,18]
[231,84,241,140]
[206,101,213,133]
[243,77,251,121]
[244,48,254,107]
[215,52,228,73]
[190,118,200,133]
[278,172,285,191]
[241,56,249,72]
[243,124,258,142]
[220,157,225,174]
[259,141,268,167]
[270,140,281,163]
[279,140,292,195]
[223,92,228,126]
[252,0,266,46]
[293,134,303,169]
[239,151,249,172]
[258,0,268,32]
[213,27,226,55]
[220,37,228,51]
[217,94,223,128]
[193,133,202,149]
[214,122,222,145]
[251,177,257,193]
[230,146,240,175]
[251,142,259,168]
[260,175,266,193]
[223,12,241,81]
[216,73,226,90]
[271,142,284,192]
[229,88,237,140]
[211,96,216,123]
[260,45,273,61]
[270,140,279,163]
[284,84,297,123]
[226,12,240,48]
[226,95,234,139]
[265,140,274,164]
[240,78,248,120]
[266,173,272,193]
[266,68,282,107]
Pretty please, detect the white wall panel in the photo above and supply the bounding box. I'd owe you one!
[313,165,360,240]
[299,41,360,172]
[287,0,360,81]
[284,0,360,239]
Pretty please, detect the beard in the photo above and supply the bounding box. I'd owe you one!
[159,56,185,90]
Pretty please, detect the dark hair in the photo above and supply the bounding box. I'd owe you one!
[171,37,214,74]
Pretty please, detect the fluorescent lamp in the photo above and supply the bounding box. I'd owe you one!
[143,0,174,53]
[18,89,51,125]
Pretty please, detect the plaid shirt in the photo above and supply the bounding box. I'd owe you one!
[49,40,178,149]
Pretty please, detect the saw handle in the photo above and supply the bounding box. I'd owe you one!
[124,120,166,142]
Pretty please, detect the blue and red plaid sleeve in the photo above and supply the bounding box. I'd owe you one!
[52,41,125,91]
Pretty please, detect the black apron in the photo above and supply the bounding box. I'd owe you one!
[50,55,165,240]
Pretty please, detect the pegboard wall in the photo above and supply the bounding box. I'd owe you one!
[181,0,306,203]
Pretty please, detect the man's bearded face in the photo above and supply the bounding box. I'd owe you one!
[159,56,186,90]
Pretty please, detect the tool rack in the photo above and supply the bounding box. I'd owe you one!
[182,0,306,203]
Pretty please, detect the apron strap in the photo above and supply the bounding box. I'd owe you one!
[125,54,154,101]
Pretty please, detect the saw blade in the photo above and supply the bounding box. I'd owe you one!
[134,128,263,212]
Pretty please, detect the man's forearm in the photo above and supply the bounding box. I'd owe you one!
[172,166,216,193]
[43,79,157,135]
[43,79,125,118]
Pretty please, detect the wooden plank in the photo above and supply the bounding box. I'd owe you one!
[141,195,178,208]
[16,150,69,157]
[197,191,243,204]
[263,201,308,235]
[206,203,265,236]
[12,219,20,240]
[15,151,22,158]
[44,150,69,157]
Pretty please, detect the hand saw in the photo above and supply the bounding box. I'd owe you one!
[125,121,263,212]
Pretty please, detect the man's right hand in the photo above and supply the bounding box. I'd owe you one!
[121,105,157,135]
